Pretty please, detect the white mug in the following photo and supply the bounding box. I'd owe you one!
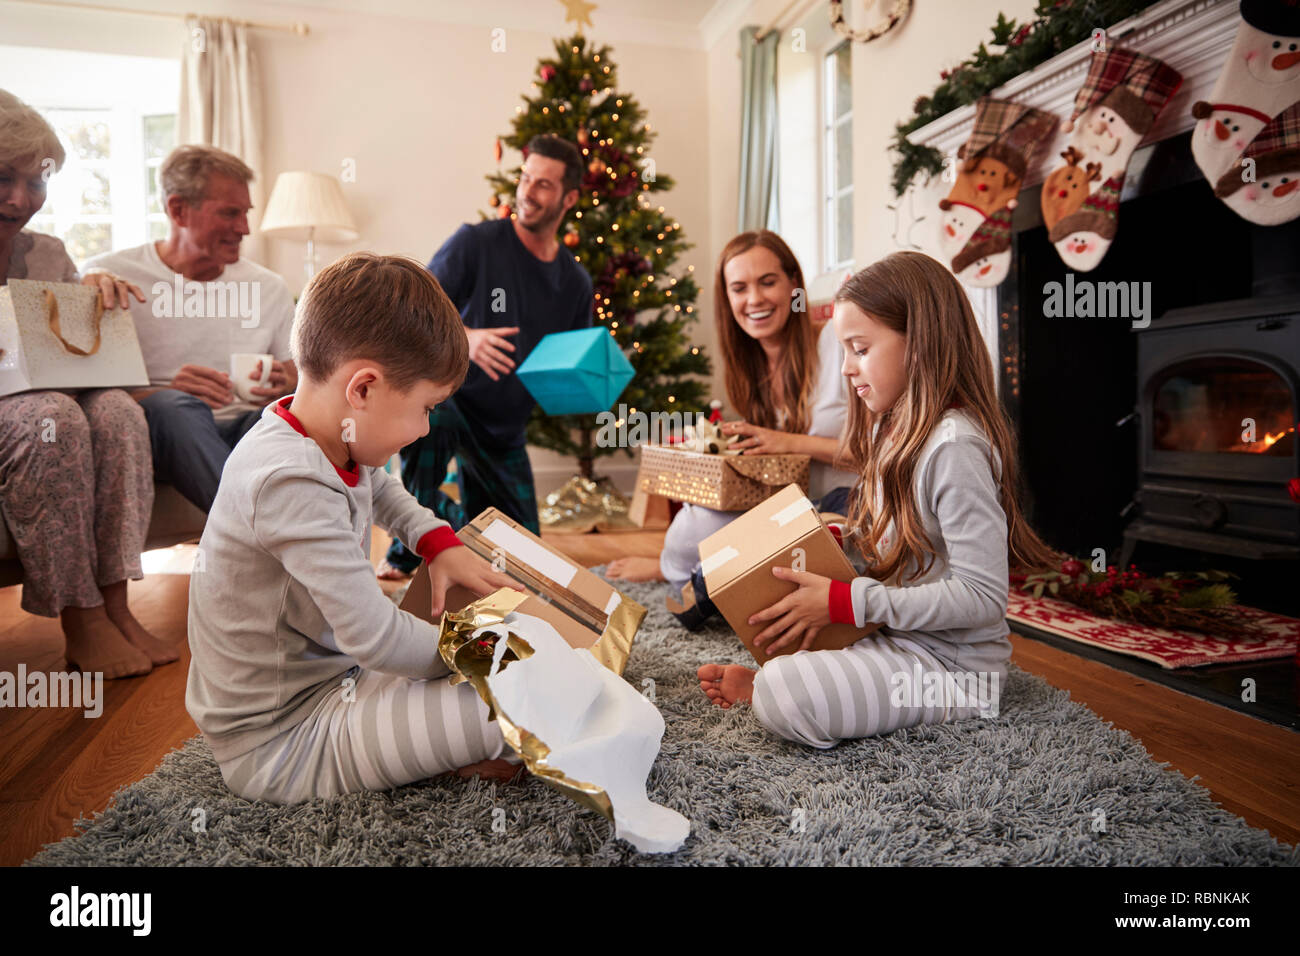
[231,352,273,402]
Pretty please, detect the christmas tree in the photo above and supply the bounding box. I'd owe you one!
[487,34,710,479]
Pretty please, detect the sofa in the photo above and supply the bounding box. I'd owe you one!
[0,483,207,591]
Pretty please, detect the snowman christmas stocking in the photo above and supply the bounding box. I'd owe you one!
[939,98,1057,286]
[1043,47,1182,272]
[1191,0,1300,184]
[1213,101,1300,224]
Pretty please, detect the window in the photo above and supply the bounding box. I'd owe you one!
[823,41,852,271]
[26,108,176,263]
[0,45,179,267]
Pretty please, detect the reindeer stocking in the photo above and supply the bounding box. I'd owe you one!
[938,98,1057,284]
[1043,47,1182,272]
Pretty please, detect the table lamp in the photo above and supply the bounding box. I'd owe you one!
[259,171,359,281]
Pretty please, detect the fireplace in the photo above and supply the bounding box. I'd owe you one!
[1000,129,1300,610]
[1123,294,1300,565]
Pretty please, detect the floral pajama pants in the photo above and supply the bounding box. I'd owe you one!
[0,389,153,616]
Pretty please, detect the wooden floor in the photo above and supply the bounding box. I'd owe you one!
[1,526,1296,866]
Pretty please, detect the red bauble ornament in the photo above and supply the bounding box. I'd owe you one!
[489,194,500,207]
[540,64,556,82]
[579,75,594,93]
[1060,559,1084,577]
[563,231,580,248]
[499,203,512,219]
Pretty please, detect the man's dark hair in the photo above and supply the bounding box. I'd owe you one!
[524,134,584,194]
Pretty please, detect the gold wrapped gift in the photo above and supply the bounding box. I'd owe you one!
[635,443,810,511]
[400,507,646,675]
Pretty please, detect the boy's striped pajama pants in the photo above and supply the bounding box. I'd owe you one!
[218,668,507,804]
[750,634,995,748]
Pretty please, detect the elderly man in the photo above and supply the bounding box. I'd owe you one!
[86,145,296,512]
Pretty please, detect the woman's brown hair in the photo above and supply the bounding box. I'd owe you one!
[836,251,1058,581]
[713,231,819,432]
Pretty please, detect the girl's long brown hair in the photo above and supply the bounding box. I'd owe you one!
[714,231,819,432]
[837,251,1058,582]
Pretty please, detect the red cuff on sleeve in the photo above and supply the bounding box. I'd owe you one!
[828,579,856,626]
[416,526,463,562]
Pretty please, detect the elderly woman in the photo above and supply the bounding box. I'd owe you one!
[0,89,177,678]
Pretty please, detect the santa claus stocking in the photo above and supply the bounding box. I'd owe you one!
[1191,0,1300,184]
[1213,100,1300,224]
[938,98,1057,283]
[1043,47,1182,272]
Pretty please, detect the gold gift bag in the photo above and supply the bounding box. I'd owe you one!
[0,279,149,398]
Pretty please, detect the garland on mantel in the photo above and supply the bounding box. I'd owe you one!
[891,0,1166,196]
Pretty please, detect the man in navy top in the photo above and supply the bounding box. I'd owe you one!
[381,135,593,578]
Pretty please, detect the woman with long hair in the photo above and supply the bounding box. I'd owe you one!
[607,230,855,586]
[698,250,1058,744]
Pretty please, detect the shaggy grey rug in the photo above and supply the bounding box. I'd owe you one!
[26,576,1298,866]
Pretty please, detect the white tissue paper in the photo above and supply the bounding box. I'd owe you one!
[478,612,690,854]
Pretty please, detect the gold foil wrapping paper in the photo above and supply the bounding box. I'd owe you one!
[437,588,615,824]
[592,595,643,675]
[538,474,638,532]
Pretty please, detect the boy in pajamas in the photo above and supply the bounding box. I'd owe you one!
[186,253,521,804]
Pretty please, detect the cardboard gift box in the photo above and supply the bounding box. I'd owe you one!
[399,507,646,675]
[635,443,810,512]
[515,326,635,416]
[695,483,878,662]
[0,280,149,398]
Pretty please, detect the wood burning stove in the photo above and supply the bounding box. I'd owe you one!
[1121,293,1300,565]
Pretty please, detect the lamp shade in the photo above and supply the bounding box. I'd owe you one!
[259,171,359,242]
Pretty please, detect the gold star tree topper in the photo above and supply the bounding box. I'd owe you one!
[558,0,597,31]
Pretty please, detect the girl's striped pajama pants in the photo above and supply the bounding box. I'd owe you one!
[751,634,997,748]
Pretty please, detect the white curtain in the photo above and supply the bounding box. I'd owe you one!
[738,25,780,234]
[178,16,265,262]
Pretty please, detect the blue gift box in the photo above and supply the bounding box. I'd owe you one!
[516,327,635,416]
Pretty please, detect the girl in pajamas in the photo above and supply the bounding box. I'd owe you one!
[697,251,1058,747]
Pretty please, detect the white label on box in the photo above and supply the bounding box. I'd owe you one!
[481,518,576,588]
[700,545,740,575]
[604,591,621,617]
[770,496,814,528]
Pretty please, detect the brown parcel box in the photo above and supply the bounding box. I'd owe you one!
[697,483,878,663]
[398,508,646,676]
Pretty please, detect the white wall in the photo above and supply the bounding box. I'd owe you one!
[2,0,1033,491]
[0,0,717,491]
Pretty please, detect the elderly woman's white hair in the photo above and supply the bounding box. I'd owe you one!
[0,88,65,174]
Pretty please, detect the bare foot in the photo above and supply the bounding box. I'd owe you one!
[61,606,152,679]
[453,757,528,783]
[605,556,665,582]
[102,580,179,665]
[377,560,414,581]
[697,662,756,710]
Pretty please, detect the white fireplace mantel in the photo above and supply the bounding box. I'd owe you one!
[906,0,1239,189]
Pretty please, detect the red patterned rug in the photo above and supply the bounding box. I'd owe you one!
[1006,590,1300,669]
